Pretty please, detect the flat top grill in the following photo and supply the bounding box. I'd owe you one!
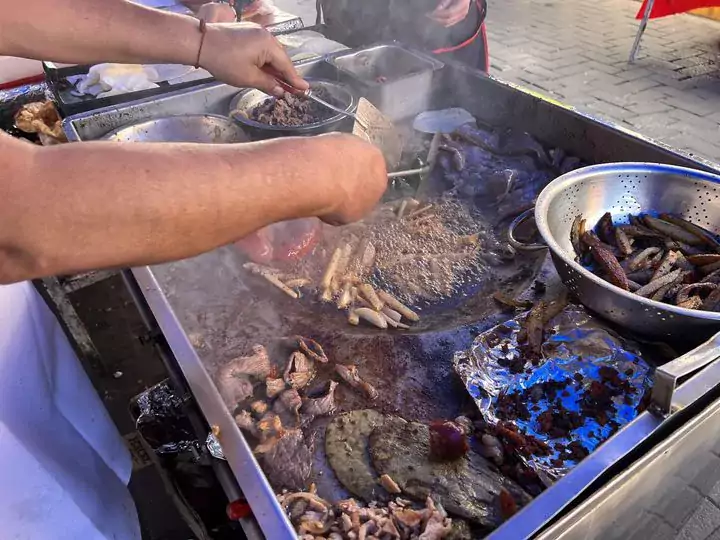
[62,46,720,539]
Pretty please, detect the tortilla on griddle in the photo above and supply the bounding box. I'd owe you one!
[325,409,390,502]
[369,416,530,528]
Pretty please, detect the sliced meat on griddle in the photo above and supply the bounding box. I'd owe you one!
[368,416,531,528]
[325,409,390,503]
[262,428,312,491]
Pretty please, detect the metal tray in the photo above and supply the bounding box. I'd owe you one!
[46,15,304,118]
[63,57,342,142]
[66,50,720,540]
[327,43,444,121]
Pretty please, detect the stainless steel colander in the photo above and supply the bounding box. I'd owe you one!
[517,162,720,341]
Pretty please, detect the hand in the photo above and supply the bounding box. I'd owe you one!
[306,134,388,225]
[199,22,308,96]
[196,3,237,23]
[428,0,472,27]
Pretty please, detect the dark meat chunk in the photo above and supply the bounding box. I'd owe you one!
[262,428,312,491]
[369,416,531,528]
[325,409,391,503]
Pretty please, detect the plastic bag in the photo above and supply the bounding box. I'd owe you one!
[234,218,323,264]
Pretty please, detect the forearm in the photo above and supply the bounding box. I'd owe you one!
[0,134,338,282]
[0,0,199,66]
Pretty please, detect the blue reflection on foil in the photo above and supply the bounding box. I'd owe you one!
[453,304,652,480]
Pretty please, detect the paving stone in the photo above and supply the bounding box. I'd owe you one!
[652,479,705,529]
[628,512,678,540]
[689,454,720,496]
[483,0,720,163]
[678,499,720,540]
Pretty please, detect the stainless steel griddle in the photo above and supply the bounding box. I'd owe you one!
[64,50,720,540]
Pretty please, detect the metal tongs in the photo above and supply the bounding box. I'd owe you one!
[652,331,720,416]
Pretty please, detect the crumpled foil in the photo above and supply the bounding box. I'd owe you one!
[134,381,200,455]
[453,304,652,479]
[206,432,226,460]
[0,83,48,131]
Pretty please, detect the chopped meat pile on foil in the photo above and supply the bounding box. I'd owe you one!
[454,303,654,482]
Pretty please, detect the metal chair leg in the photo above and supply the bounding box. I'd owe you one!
[629,0,656,62]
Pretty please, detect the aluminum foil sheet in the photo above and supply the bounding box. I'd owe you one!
[454,304,653,479]
[134,381,201,455]
[206,432,226,460]
[0,82,48,130]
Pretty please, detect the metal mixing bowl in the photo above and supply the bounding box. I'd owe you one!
[102,114,249,143]
[228,78,357,139]
[533,162,720,341]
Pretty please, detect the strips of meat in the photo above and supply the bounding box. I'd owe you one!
[643,216,704,246]
[627,247,661,272]
[651,250,678,281]
[284,335,329,364]
[688,254,720,266]
[577,212,720,312]
[615,227,633,257]
[302,381,338,417]
[581,232,628,291]
[335,364,378,400]
[596,212,616,245]
[222,344,272,379]
[635,269,683,298]
[217,345,269,408]
[283,351,315,389]
[660,214,720,252]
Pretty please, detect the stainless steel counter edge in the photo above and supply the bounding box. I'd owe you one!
[132,265,295,540]
[490,350,720,539]
[62,81,229,142]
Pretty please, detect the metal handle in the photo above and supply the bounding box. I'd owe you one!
[507,208,547,252]
[652,331,720,416]
[388,166,429,179]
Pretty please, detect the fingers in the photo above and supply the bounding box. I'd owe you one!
[249,69,286,97]
[428,0,471,26]
[264,43,309,91]
[197,3,237,23]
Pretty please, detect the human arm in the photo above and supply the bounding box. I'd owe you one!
[196,3,238,23]
[0,131,386,283]
[0,0,306,94]
[428,0,472,27]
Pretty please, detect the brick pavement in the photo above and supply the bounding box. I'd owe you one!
[484,0,720,163]
[276,0,720,164]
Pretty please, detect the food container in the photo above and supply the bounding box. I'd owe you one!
[228,78,357,139]
[515,162,720,342]
[327,44,444,121]
[101,114,248,143]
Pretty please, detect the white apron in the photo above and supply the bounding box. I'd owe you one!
[0,281,141,540]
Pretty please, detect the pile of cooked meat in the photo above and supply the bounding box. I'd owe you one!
[574,212,720,310]
[216,337,378,490]
[216,336,537,538]
[278,489,454,540]
[246,87,339,127]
